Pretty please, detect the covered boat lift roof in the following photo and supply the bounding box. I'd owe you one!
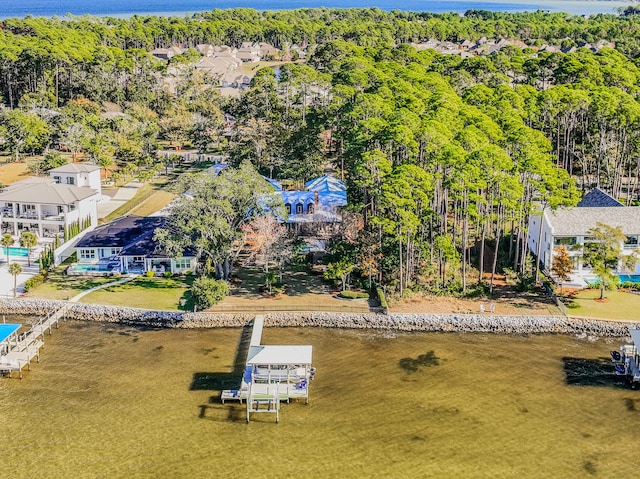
[0,324,20,344]
[247,345,312,366]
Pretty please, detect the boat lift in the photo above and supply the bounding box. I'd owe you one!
[221,315,314,423]
[611,329,640,387]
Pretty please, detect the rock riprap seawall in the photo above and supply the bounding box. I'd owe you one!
[1,299,638,337]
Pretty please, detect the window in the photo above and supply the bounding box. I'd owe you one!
[307,203,314,214]
[176,258,191,269]
[285,203,291,214]
[79,249,96,260]
[624,236,638,249]
[296,203,303,214]
[66,177,75,185]
[53,176,61,184]
[553,237,576,246]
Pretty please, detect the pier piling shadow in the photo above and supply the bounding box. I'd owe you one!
[189,322,253,391]
[562,357,624,388]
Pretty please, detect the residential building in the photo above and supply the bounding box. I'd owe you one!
[74,215,196,274]
[527,206,640,278]
[0,177,98,239]
[275,175,347,223]
[49,163,102,196]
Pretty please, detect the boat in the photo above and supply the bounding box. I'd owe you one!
[612,329,640,387]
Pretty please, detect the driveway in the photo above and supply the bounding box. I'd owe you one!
[97,181,144,219]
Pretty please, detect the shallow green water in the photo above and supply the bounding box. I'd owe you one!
[1,320,639,478]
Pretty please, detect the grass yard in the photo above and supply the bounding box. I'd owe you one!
[78,276,193,310]
[214,265,372,312]
[128,190,176,216]
[26,267,118,301]
[563,288,640,321]
[0,159,32,184]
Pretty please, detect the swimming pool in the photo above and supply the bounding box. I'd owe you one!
[1,247,29,257]
[617,274,640,284]
[68,263,117,272]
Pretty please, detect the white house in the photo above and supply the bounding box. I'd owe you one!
[49,163,102,196]
[527,206,640,279]
[0,177,98,239]
[73,215,196,275]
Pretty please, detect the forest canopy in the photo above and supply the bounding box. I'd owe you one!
[3,8,640,295]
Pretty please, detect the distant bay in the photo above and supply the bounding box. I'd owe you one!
[0,0,634,20]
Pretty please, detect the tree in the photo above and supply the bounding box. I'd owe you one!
[191,277,230,310]
[154,162,283,280]
[582,222,638,300]
[241,213,291,293]
[324,257,355,291]
[1,233,14,263]
[9,262,22,297]
[551,246,573,293]
[19,231,37,267]
[0,109,50,160]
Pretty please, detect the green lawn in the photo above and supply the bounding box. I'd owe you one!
[27,266,118,300]
[78,276,194,310]
[564,288,640,321]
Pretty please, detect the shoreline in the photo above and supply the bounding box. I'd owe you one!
[1,298,637,338]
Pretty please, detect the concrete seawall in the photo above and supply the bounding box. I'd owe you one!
[1,298,638,337]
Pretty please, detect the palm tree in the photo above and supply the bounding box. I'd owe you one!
[1,233,14,263]
[20,231,38,267]
[8,262,22,297]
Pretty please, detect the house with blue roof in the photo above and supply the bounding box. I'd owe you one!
[205,164,347,224]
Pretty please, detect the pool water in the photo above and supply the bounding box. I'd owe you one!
[1,247,29,257]
[0,322,636,478]
[617,274,640,284]
[68,262,118,272]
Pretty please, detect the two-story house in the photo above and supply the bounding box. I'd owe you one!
[528,200,640,281]
[49,163,102,196]
[0,177,99,240]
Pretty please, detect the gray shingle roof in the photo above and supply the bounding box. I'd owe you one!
[48,163,101,174]
[576,188,622,207]
[0,178,97,204]
[546,207,640,236]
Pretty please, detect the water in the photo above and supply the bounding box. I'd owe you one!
[617,274,640,284]
[68,262,117,273]
[1,247,29,257]
[1,320,638,477]
[0,0,631,19]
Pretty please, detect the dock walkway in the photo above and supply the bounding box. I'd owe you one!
[221,315,314,423]
[0,303,70,378]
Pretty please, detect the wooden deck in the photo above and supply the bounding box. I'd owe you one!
[0,304,69,378]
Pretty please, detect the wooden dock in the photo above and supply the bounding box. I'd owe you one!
[0,303,70,378]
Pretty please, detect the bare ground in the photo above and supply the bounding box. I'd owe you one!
[389,274,562,316]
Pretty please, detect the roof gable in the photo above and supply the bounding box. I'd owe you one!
[576,188,623,207]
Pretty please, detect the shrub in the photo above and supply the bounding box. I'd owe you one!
[376,286,389,310]
[24,274,45,291]
[145,270,155,277]
[164,271,173,278]
[338,290,369,299]
[191,276,230,309]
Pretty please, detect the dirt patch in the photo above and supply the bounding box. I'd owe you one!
[389,290,562,316]
[0,161,31,184]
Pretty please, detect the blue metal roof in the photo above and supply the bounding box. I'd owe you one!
[0,323,20,344]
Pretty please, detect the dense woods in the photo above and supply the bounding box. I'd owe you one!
[6,8,640,296]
